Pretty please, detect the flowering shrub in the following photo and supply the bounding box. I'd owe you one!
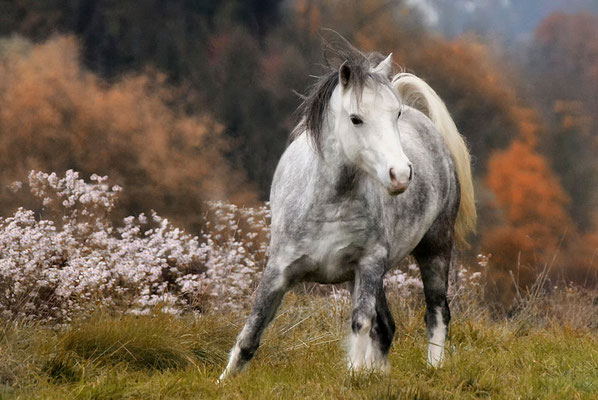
[328,261,482,306]
[0,170,481,322]
[0,170,268,321]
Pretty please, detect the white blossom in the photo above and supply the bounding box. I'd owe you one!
[0,170,480,323]
[0,170,269,321]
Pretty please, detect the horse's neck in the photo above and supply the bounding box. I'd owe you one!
[320,87,352,171]
[320,113,346,173]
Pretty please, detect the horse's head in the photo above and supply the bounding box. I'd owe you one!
[332,54,412,195]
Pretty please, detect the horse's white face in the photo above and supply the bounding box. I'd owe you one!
[332,55,412,195]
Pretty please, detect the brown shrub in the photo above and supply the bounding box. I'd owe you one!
[0,35,256,231]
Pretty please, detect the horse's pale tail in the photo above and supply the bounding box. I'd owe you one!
[392,73,476,248]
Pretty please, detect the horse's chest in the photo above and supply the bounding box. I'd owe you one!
[303,199,373,265]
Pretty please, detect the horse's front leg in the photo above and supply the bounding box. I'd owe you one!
[219,260,292,381]
[348,246,389,372]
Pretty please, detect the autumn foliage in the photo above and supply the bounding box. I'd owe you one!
[486,109,572,250]
[483,103,598,302]
[483,109,572,300]
[0,36,255,231]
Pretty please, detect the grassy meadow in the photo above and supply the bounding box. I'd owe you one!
[2,291,598,400]
[2,2,598,399]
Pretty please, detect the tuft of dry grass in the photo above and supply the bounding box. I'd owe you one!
[1,288,598,399]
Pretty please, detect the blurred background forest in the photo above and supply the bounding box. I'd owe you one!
[1,0,598,307]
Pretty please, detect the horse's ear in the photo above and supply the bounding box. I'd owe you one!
[373,53,393,79]
[339,61,351,87]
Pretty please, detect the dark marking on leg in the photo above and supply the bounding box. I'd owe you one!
[370,285,395,355]
[347,247,390,370]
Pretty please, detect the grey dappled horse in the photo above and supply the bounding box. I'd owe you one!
[219,40,476,380]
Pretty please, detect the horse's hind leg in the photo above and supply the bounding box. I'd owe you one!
[413,235,453,367]
[219,261,290,381]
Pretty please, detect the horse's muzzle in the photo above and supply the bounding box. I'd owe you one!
[388,164,412,194]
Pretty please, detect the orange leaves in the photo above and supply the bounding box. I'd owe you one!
[0,36,256,231]
[480,12,598,290]
[535,12,598,73]
[486,138,572,250]
[552,100,594,138]
[487,139,569,219]
[483,105,575,288]
[510,107,540,146]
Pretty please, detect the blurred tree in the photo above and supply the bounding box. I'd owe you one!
[0,0,283,76]
[532,13,598,103]
[198,27,311,198]
[546,100,597,230]
[0,0,525,200]
[0,36,255,231]
[527,12,598,230]
[0,0,294,198]
[483,107,575,299]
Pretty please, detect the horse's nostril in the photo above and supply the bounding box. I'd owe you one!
[408,164,413,181]
[389,168,397,184]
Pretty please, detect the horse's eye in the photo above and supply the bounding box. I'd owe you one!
[350,115,363,126]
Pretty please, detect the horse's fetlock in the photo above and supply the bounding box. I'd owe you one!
[351,313,373,335]
[236,339,258,362]
[239,346,255,362]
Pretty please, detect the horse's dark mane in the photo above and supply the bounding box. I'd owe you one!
[291,35,391,153]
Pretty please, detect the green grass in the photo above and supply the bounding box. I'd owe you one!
[1,293,598,399]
